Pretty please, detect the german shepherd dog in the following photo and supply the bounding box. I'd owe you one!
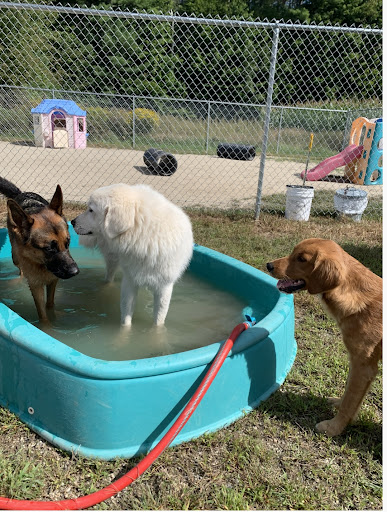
[0,177,79,323]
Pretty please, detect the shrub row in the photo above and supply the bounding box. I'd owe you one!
[86,107,160,140]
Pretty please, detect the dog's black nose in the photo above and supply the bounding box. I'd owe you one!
[266,262,274,272]
[71,219,76,226]
[68,263,80,277]
[58,263,79,279]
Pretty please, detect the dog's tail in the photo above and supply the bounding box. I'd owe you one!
[0,176,22,199]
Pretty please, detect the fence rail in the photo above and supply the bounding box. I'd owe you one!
[0,2,382,33]
[0,2,382,218]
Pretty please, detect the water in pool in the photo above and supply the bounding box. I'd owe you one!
[0,247,250,361]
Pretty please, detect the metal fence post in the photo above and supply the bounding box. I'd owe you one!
[132,96,136,148]
[255,25,280,219]
[342,109,352,150]
[206,100,211,153]
[276,106,283,154]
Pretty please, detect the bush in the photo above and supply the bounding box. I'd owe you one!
[109,108,134,139]
[86,106,114,139]
[86,106,160,141]
[0,104,32,139]
[132,108,160,135]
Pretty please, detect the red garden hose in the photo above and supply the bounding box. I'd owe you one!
[0,317,256,510]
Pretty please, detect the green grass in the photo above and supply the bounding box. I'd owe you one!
[1,107,346,162]
[85,119,342,162]
[0,208,382,510]
[0,449,45,500]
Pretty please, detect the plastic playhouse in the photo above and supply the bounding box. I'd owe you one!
[301,117,383,185]
[31,99,87,149]
[344,117,383,185]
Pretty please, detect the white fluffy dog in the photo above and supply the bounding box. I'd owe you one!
[71,184,193,327]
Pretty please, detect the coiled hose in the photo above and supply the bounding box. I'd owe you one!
[0,316,256,510]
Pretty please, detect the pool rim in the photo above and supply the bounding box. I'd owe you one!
[0,236,293,380]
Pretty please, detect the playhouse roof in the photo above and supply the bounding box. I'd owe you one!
[31,99,86,116]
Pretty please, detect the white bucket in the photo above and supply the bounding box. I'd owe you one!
[285,185,314,221]
[334,187,368,222]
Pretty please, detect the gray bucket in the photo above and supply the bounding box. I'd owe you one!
[334,187,368,222]
[285,185,314,221]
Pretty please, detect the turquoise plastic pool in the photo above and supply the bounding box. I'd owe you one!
[0,226,296,459]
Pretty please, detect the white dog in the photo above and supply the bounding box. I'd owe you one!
[71,184,193,327]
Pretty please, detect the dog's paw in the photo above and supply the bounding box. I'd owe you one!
[327,397,342,409]
[121,317,132,328]
[315,419,345,436]
[38,318,53,333]
[104,271,117,283]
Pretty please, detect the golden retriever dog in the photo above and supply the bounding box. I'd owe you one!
[266,238,382,436]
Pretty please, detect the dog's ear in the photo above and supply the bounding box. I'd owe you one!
[7,199,34,235]
[104,205,135,238]
[307,253,343,294]
[48,185,63,216]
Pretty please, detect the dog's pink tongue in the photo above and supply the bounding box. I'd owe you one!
[276,279,289,290]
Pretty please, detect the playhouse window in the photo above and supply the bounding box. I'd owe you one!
[33,115,39,125]
[52,110,66,129]
[54,119,66,129]
[77,118,85,132]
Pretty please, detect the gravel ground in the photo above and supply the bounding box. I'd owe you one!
[0,141,382,209]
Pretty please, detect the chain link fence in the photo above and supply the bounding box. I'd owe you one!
[0,2,382,218]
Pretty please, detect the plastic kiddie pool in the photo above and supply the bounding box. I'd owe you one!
[0,226,296,460]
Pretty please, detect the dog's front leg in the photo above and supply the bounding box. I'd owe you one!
[120,274,138,327]
[153,283,174,326]
[103,252,120,283]
[45,279,58,322]
[29,284,49,324]
[316,355,379,436]
[46,280,58,310]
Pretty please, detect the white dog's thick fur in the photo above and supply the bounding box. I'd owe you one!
[71,184,193,326]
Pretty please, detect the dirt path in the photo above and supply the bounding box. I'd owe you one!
[0,141,381,208]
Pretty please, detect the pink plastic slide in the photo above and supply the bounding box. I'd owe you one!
[301,144,364,182]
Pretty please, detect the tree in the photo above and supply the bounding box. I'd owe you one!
[173,21,268,105]
[250,0,382,26]
[305,0,382,27]
[0,8,60,89]
[52,0,382,26]
[250,0,310,22]
[272,27,382,106]
[87,15,186,97]
[179,0,251,18]
[54,0,178,12]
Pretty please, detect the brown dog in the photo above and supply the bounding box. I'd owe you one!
[0,177,79,323]
[266,238,382,436]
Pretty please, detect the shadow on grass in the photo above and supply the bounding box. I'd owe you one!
[259,390,382,462]
[340,242,382,276]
